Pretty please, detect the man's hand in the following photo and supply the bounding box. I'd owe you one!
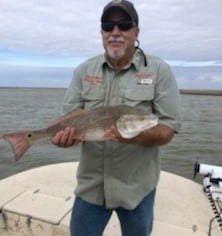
[51,127,83,148]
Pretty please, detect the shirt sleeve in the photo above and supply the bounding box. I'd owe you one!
[63,66,84,113]
[153,59,182,132]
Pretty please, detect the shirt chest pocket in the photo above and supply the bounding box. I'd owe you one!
[81,86,105,109]
[119,85,155,111]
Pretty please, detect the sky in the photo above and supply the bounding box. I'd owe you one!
[0,0,222,89]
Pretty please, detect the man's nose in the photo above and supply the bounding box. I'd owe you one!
[111,25,121,35]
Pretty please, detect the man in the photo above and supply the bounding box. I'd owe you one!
[52,0,182,235]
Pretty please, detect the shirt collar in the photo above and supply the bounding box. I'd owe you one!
[102,49,144,72]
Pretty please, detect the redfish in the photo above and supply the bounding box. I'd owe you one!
[2,105,158,161]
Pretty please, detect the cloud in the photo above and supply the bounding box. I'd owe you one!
[0,0,104,57]
[0,0,222,61]
[139,0,222,61]
[172,66,222,89]
[0,0,222,89]
[0,64,73,88]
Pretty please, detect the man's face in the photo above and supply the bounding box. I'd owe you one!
[101,10,139,60]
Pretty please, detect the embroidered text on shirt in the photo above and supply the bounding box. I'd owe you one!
[84,75,104,85]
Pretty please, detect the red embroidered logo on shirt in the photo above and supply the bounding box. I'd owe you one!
[136,72,154,85]
[84,75,104,85]
[136,72,154,80]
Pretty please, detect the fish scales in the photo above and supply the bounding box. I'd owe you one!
[46,105,143,135]
[2,105,158,161]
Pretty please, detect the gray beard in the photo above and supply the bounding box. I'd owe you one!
[107,47,126,60]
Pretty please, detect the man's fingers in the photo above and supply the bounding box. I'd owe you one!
[60,127,72,145]
[52,130,64,145]
[52,127,82,147]
[66,127,75,146]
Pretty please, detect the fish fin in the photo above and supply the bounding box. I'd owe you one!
[103,132,110,140]
[102,127,115,140]
[3,133,31,161]
[50,108,87,126]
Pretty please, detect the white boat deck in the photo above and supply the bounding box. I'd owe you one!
[0,162,221,236]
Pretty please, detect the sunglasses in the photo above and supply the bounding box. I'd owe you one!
[101,20,135,32]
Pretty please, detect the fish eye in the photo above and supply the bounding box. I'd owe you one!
[28,134,32,137]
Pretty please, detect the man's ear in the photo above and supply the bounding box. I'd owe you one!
[135,27,140,39]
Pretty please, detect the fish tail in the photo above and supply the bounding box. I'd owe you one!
[3,132,32,161]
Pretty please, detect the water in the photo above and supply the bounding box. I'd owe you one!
[0,87,222,183]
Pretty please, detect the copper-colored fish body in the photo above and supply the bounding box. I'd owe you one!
[2,105,158,160]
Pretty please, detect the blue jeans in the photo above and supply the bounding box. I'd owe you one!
[70,189,156,236]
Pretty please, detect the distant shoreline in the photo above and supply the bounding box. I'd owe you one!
[180,89,222,96]
[0,86,222,96]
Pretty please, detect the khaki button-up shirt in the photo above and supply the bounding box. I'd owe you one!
[64,50,182,209]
